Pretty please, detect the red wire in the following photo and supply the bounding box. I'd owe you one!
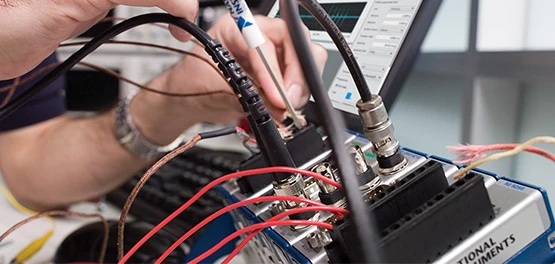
[119,167,342,264]
[188,219,335,264]
[222,206,348,264]
[154,196,342,263]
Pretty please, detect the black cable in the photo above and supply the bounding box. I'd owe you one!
[200,0,265,11]
[279,1,381,262]
[0,14,210,119]
[199,0,225,7]
[198,127,238,139]
[206,35,296,181]
[0,13,294,180]
[0,14,216,119]
[297,0,372,102]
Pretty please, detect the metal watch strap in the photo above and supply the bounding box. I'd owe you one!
[115,91,186,159]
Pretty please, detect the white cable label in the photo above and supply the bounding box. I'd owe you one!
[223,0,266,48]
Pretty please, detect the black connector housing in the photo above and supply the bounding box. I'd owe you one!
[378,173,494,263]
[377,149,405,169]
[237,124,327,193]
[319,189,344,205]
[327,160,449,260]
[369,160,448,230]
[326,172,495,263]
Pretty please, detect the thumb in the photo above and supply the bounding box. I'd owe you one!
[169,25,192,42]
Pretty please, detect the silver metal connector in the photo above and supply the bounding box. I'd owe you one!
[312,163,338,193]
[312,163,346,208]
[348,145,370,175]
[357,94,407,174]
[307,228,333,249]
[273,174,320,230]
[273,174,306,208]
[347,145,383,196]
[356,95,398,157]
[303,178,321,202]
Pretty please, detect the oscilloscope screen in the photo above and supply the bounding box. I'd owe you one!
[276,2,367,33]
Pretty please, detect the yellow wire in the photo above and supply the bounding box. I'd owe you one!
[0,185,56,263]
[454,136,555,179]
[13,230,54,264]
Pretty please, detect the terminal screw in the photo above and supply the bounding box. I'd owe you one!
[307,228,333,248]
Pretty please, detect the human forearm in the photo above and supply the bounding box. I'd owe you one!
[0,113,146,210]
[0,14,326,211]
[0,46,241,210]
[0,76,203,210]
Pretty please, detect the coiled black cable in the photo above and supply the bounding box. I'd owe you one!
[279,0,381,262]
[0,13,295,180]
[297,0,372,102]
[205,33,296,180]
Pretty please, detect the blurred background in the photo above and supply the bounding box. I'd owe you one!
[390,0,555,205]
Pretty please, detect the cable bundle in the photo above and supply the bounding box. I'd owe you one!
[0,2,383,262]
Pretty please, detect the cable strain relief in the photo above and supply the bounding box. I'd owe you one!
[198,127,237,139]
[235,93,249,113]
[239,86,259,104]
[358,169,377,185]
[203,38,222,50]
[273,175,290,183]
[247,99,269,122]
[319,189,345,205]
[227,62,249,85]
[289,210,317,220]
[377,149,405,169]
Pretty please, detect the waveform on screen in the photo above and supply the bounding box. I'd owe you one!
[277,2,367,33]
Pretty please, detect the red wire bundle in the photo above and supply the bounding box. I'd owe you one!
[155,196,341,263]
[220,206,347,264]
[189,220,335,264]
[118,167,342,263]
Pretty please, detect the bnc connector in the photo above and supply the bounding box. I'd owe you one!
[312,163,346,208]
[273,174,319,224]
[357,94,407,174]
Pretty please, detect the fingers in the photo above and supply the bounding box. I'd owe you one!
[309,42,328,78]
[248,40,288,111]
[257,16,328,110]
[206,15,328,122]
[156,0,199,22]
[158,0,198,42]
[68,11,111,39]
[208,15,287,113]
[168,25,192,42]
[257,87,288,121]
[110,0,199,41]
[110,0,199,21]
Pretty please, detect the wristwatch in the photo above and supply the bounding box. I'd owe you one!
[115,91,186,159]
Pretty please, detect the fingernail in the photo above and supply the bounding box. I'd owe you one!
[287,84,303,108]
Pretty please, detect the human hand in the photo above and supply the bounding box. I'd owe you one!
[0,0,198,80]
[130,15,327,145]
[207,15,328,121]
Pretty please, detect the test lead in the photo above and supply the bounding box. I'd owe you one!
[223,0,304,129]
